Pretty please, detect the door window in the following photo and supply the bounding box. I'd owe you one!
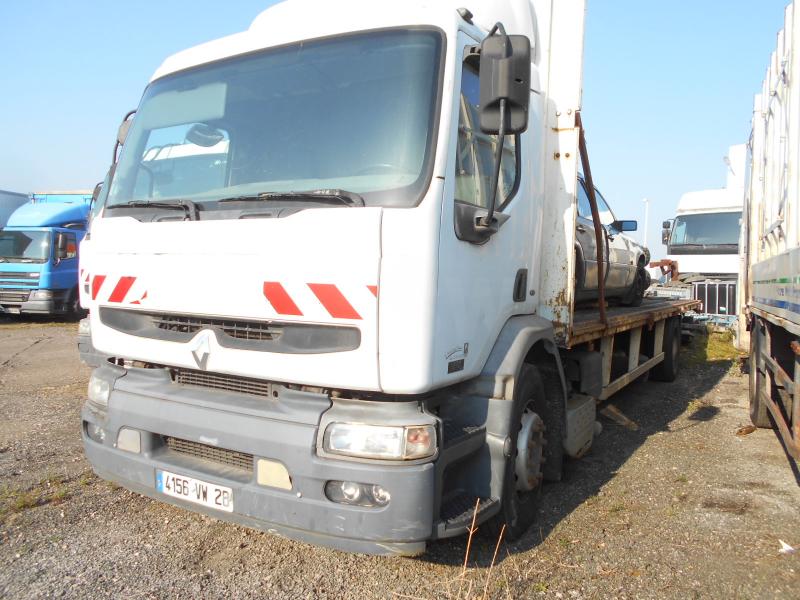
[577,180,593,218]
[454,63,518,208]
[63,232,77,259]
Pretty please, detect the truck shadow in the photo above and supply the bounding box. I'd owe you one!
[421,347,733,567]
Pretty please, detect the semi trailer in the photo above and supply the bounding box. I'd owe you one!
[742,1,800,460]
[79,0,697,555]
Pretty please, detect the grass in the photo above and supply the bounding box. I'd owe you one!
[684,329,744,367]
[0,471,86,521]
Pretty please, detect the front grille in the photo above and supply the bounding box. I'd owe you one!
[164,436,254,472]
[692,281,737,316]
[154,314,281,341]
[171,367,272,398]
[0,290,30,303]
[0,271,39,281]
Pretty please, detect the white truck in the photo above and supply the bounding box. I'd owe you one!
[79,0,696,555]
[656,144,745,323]
[742,1,800,461]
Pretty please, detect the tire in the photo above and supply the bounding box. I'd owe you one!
[650,317,680,382]
[748,319,771,428]
[621,265,649,307]
[484,364,563,540]
[66,287,86,320]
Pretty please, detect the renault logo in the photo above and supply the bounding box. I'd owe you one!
[190,330,213,370]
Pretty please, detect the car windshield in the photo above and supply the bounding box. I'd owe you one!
[105,29,443,211]
[670,212,741,246]
[0,229,51,262]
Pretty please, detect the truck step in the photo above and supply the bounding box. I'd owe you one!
[440,422,486,464]
[438,494,499,535]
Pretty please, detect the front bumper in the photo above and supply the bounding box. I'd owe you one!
[81,367,435,556]
[0,288,70,315]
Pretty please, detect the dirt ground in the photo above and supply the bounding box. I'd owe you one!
[0,317,798,599]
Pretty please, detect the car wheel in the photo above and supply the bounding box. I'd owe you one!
[621,265,648,307]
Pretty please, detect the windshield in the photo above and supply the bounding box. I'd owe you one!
[670,212,741,249]
[105,29,443,211]
[0,229,51,262]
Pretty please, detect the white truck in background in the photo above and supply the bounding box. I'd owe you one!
[653,144,745,324]
[79,0,696,555]
[742,1,799,460]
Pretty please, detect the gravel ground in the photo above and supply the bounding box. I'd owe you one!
[1,317,799,599]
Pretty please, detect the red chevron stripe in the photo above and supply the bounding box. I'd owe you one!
[91,275,106,300]
[108,276,137,303]
[308,283,361,320]
[263,282,303,316]
[367,285,378,297]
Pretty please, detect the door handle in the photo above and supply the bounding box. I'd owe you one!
[576,224,586,233]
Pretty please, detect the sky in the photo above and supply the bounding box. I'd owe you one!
[0,0,791,259]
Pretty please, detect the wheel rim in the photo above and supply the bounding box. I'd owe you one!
[515,408,545,492]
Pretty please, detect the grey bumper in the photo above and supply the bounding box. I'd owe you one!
[77,332,106,368]
[81,368,434,556]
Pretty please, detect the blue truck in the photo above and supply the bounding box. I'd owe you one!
[0,192,92,316]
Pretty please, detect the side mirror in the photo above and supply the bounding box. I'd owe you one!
[661,219,673,245]
[478,32,531,135]
[113,109,137,164]
[612,220,637,232]
[472,25,530,239]
[91,181,103,204]
[55,233,68,260]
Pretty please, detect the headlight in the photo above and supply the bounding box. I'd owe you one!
[30,290,53,300]
[78,318,91,336]
[323,423,436,460]
[87,372,111,408]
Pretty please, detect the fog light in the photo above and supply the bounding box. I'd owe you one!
[116,428,141,453]
[86,422,106,443]
[324,481,390,507]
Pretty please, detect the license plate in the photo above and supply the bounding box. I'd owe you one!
[156,469,233,512]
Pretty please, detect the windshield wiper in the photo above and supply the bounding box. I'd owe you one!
[108,200,199,221]
[217,189,364,207]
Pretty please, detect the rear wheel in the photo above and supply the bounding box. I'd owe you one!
[650,317,680,382]
[748,318,771,428]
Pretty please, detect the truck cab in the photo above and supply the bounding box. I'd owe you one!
[0,193,91,316]
[656,144,745,321]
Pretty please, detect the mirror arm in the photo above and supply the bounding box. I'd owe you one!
[478,98,507,230]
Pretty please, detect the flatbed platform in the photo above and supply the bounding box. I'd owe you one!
[565,298,700,347]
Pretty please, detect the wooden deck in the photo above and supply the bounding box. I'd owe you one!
[566,297,700,346]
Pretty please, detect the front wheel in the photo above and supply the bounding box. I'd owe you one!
[484,364,563,540]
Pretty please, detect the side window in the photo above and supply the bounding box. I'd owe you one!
[577,180,592,219]
[454,63,518,208]
[64,233,78,259]
[594,189,615,226]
